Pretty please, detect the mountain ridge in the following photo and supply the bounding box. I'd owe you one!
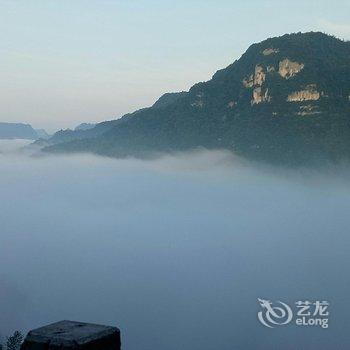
[0,122,41,140]
[43,32,350,166]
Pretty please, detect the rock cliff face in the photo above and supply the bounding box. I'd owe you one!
[43,32,350,166]
[287,85,321,102]
[278,59,304,79]
[254,65,266,86]
[243,65,266,88]
[252,87,271,105]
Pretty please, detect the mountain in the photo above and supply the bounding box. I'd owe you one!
[38,94,189,147]
[0,122,40,140]
[43,32,350,166]
[35,129,50,139]
[34,119,120,148]
[151,92,187,109]
[74,123,96,131]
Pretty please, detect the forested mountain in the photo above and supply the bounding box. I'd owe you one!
[44,32,350,166]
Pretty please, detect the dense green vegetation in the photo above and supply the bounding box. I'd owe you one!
[44,32,350,166]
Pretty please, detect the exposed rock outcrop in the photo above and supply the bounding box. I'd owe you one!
[262,48,279,55]
[21,321,121,350]
[297,105,320,116]
[288,85,320,102]
[243,65,271,104]
[279,59,304,79]
[252,87,271,105]
[254,65,266,86]
[243,65,266,88]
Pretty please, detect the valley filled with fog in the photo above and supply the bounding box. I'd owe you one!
[0,140,349,350]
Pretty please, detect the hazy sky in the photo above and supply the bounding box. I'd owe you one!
[1,0,349,132]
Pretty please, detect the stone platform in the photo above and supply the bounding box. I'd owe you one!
[21,320,121,350]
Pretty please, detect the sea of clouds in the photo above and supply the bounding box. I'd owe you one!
[0,140,349,350]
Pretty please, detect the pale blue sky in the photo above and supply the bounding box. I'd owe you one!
[1,0,349,131]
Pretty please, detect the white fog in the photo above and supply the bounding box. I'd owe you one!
[0,140,349,350]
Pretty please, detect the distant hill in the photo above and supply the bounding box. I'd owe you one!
[33,119,120,148]
[35,129,50,139]
[0,122,40,140]
[43,32,350,166]
[74,123,96,131]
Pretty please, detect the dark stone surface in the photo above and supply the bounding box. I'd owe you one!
[21,321,121,350]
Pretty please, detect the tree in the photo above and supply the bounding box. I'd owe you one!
[6,331,23,350]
